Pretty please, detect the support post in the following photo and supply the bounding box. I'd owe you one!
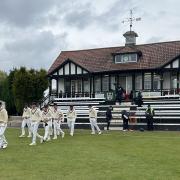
[142,72,144,90]
[177,71,179,94]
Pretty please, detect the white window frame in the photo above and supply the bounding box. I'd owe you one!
[115,53,138,64]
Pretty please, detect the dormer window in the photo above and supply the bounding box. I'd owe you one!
[115,53,138,64]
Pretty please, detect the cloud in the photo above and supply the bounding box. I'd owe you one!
[62,0,136,32]
[0,0,55,28]
[0,30,68,71]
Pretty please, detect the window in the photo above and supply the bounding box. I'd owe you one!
[118,76,126,90]
[51,79,57,90]
[135,74,142,90]
[71,80,76,93]
[84,78,90,92]
[115,53,137,63]
[94,77,101,92]
[144,73,151,90]
[77,80,82,92]
[102,76,109,92]
[110,76,116,90]
[153,74,160,90]
[171,73,177,89]
[64,79,71,93]
[126,76,132,93]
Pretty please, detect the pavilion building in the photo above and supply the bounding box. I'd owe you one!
[47,31,180,100]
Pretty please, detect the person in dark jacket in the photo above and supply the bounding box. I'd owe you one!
[135,91,143,107]
[115,85,124,104]
[106,106,113,130]
[145,104,155,131]
[122,110,129,131]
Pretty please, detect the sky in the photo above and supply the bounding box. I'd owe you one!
[0,0,180,72]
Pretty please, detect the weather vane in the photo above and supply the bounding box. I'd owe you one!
[122,9,141,32]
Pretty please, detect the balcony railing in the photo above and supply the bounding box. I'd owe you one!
[49,88,180,102]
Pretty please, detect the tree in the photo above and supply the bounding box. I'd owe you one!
[12,67,48,114]
[6,69,18,115]
[0,71,7,96]
[0,70,17,115]
[0,71,7,82]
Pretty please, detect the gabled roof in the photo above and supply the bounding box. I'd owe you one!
[48,40,180,75]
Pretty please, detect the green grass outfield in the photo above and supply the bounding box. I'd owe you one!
[1,129,180,180]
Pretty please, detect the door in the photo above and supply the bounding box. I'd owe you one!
[71,79,82,96]
[118,75,132,93]
[71,80,76,94]
[119,76,126,91]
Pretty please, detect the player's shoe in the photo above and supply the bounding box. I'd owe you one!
[53,136,57,140]
[62,132,65,138]
[2,144,7,149]
[19,134,25,138]
[29,142,36,146]
[27,134,32,138]
[91,132,95,135]
[40,137,44,143]
[98,131,102,135]
[70,133,73,136]
[47,137,51,141]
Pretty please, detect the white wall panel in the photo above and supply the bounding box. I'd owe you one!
[71,63,76,74]
[59,68,63,75]
[77,66,82,74]
[172,59,179,68]
[64,63,69,75]
[164,64,170,68]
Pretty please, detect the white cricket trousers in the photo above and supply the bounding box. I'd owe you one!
[53,120,64,137]
[90,118,101,133]
[0,124,8,147]
[31,122,42,144]
[21,118,31,136]
[43,121,51,141]
[49,119,53,135]
[67,119,75,135]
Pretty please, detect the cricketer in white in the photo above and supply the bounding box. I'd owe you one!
[0,102,8,149]
[19,104,32,138]
[52,104,65,139]
[66,105,76,136]
[42,105,52,141]
[89,105,101,135]
[29,103,43,146]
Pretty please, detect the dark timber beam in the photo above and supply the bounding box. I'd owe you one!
[142,72,144,90]
[82,77,84,94]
